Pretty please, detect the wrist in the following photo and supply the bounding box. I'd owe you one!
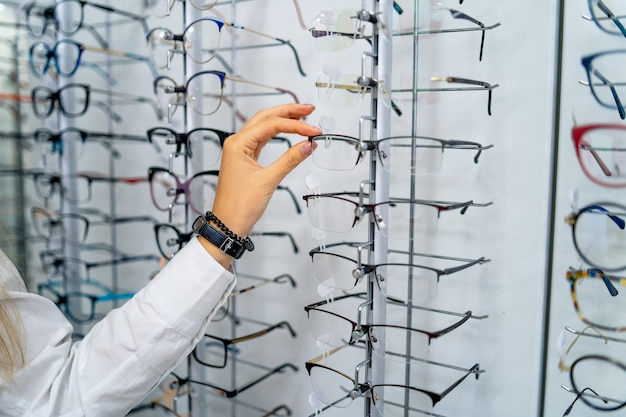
[192,212,254,261]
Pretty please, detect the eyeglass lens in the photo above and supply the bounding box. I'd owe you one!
[147,18,224,69]
[311,252,440,301]
[310,9,363,52]
[310,135,445,173]
[194,334,228,367]
[149,169,218,214]
[308,365,356,409]
[571,272,626,330]
[305,196,439,236]
[572,203,626,270]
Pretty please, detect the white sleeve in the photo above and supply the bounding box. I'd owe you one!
[0,237,235,417]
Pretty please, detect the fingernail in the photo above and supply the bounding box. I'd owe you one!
[301,141,317,156]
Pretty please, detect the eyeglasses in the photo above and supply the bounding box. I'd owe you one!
[147,126,229,162]
[31,127,155,160]
[311,8,499,61]
[567,355,626,412]
[40,251,160,280]
[302,191,493,236]
[564,202,626,271]
[565,267,626,332]
[192,320,296,368]
[146,126,291,161]
[23,0,149,39]
[306,344,481,412]
[304,294,481,359]
[29,39,159,80]
[31,83,163,120]
[309,241,489,301]
[317,74,498,116]
[583,0,626,37]
[29,171,146,204]
[580,50,626,119]
[558,325,626,372]
[37,281,135,323]
[308,134,492,172]
[146,17,304,76]
[399,7,501,62]
[164,363,298,398]
[31,206,89,244]
[127,402,181,417]
[153,71,298,121]
[213,272,297,322]
[148,166,218,215]
[148,166,300,215]
[394,76,499,116]
[571,123,626,187]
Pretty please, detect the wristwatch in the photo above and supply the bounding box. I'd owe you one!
[192,215,247,259]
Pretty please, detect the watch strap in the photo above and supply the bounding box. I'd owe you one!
[192,215,247,259]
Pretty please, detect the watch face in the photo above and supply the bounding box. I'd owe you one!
[192,216,205,232]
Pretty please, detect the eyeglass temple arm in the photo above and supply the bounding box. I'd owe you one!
[276,185,301,214]
[438,363,481,402]
[579,139,612,177]
[249,231,299,253]
[581,71,626,119]
[86,2,149,34]
[442,256,490,276]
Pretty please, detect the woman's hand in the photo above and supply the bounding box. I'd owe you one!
[199,103,321,267]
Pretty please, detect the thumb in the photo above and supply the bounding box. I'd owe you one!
[265,139,317,186]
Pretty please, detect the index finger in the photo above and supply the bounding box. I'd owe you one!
[240,103,316,132]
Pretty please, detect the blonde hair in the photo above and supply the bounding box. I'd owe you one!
[0,284,24,382]
[0,236,25,382]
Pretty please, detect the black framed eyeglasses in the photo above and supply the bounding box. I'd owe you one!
[304,297,478,358]
[567,355,626,412]
[564,202,626,271]
[192,320,296,368]
[302,191,492,236]
[31,206,89,244]
[147,126,230,162]
[127,402,182,417]
[164,363,298,398]
[31,83,163,120]
[39,251,160,280]
[32,127,155,159]
[306,344,481,411]
[309,134,492,172]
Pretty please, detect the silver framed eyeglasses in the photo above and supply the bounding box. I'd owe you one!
[308,134,492,172]
[146,17,304,75]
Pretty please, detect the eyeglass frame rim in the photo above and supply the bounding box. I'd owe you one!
[570,123,626,188]
[564,202,626,272]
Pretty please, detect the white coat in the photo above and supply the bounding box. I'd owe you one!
[0,237,235,417]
